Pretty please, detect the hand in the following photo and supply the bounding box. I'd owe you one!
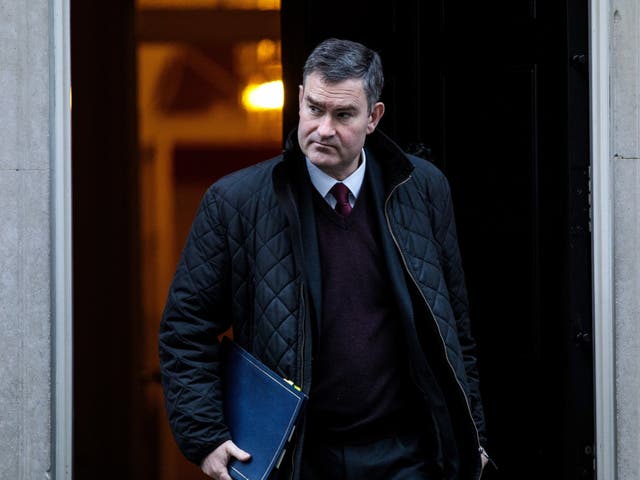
[201,440,251,480]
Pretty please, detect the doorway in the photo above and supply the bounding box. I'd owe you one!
[72,0,594,478]
[72,1,282,479]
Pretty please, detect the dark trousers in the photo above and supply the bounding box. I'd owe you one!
[300,430,443,480]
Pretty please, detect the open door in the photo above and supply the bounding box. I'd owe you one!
[282,1,594,478]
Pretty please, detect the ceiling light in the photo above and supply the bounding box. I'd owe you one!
[242,80,283,111]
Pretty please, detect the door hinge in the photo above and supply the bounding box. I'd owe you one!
[570,166,591,236]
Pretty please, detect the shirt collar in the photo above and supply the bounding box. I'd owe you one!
[305,149,367,200]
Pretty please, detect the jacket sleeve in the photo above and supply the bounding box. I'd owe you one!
[158,186,233,465]
[433,174,488,446]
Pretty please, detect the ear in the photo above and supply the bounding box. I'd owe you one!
[366,102,385,134]
[298,84,304,111]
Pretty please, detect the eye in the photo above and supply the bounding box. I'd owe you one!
[308,104,321,114]
[337,112,353,120]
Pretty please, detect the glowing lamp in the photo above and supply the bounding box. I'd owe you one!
[242,80,283,111]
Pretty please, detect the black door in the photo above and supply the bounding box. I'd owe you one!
[282,1,594,478]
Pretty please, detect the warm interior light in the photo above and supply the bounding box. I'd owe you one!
[242,80,283,111]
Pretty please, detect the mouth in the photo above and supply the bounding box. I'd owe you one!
[312,141,336,150]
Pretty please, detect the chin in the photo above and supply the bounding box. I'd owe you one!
[308,154,339,168]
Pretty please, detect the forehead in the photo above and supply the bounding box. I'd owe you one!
[302,72,367,108]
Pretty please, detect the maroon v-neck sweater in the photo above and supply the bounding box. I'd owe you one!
[308,181,421,442]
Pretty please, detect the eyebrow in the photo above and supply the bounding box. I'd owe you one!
[305,94,359,112]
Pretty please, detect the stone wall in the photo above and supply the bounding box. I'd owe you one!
[612,1,640,479]
[0,0,52,478]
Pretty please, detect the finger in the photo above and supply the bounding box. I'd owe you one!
[226,442,251,462]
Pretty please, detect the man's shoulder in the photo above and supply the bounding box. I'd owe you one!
[404,154,450,196]
[205,154,283,202]
[215,154,282,189]
[405,153,444,179]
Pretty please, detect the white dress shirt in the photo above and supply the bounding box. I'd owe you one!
[305,149,367,209]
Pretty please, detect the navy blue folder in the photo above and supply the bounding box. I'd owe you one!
[221,338,307,480]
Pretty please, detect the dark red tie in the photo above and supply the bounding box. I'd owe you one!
[330,182,352,216]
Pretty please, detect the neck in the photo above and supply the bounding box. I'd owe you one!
[325,154,361,181]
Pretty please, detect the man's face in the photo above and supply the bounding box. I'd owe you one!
[297,72,384,180]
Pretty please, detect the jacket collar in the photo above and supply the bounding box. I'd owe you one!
[363,129,415,193]
[280,128,414,193]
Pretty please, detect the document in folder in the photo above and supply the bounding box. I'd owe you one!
[221,337,307,480]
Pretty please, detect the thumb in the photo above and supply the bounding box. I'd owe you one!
[226,441,251,462]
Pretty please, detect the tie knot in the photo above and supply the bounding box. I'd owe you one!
[330,182,350,203]
[330,183,352,216]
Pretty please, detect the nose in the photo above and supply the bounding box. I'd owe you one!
[317,115,335,138]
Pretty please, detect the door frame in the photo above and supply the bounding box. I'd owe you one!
[590,0,616,478]
[50,0,615,478]
[52,0,73,478]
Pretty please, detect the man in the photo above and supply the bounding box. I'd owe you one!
[160,38,489,480]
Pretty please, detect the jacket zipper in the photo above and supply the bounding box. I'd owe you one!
[384,176,483,479]
[288,282,306,480]
[298,282,306,390]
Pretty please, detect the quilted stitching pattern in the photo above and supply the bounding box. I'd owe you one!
[218,166,301,377]
[389,179,467,386]
[159,158,303,463]
[388,158,485,442]
[159,148,486,466]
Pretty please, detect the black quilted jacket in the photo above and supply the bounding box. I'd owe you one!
[159,130,487,479]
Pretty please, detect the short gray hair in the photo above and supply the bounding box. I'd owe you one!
[303,38,384,111]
